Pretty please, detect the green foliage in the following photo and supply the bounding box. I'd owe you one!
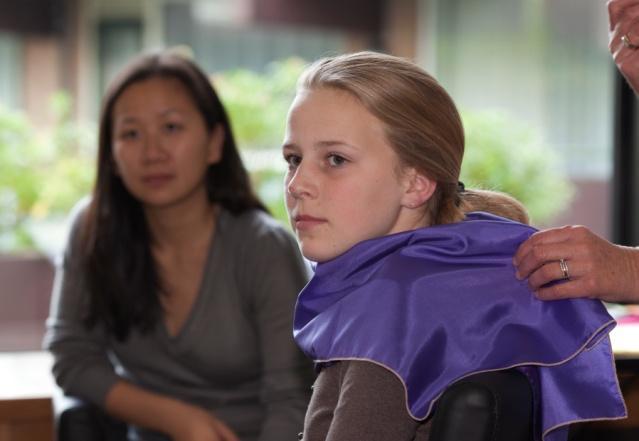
[1,59,573,252]
[0,92,95,252]
[214,58,306,227]
[34,93,96,217]
[460,110,574,224]
[250,167,289,222]
[0,108,41,249]
[214,58,305,150]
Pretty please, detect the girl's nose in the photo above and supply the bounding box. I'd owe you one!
[286,163,316,199]
[141,131,169,162]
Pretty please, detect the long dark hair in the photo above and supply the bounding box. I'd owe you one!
[81,51,266,341]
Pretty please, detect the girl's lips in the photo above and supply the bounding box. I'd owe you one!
[294,215,326,231]
[142,174,175,187]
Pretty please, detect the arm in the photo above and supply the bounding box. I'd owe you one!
[238,217,314,441]
[315,361,423,441]
[104,381,238,441]
[44,207,122,405]
[513,225,639,302]
[608,0,639,95]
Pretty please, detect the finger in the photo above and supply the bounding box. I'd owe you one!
[534,279,593,301]
[513,226,573,266]
[609,0,639,30]
[213,421,240,441]
[515,241,576,280]
[526,259,574,290]
[610,13,639,49]
[615,55,639,93]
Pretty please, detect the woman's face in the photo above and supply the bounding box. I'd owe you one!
[283,87,431,263]
[111,76,222,210]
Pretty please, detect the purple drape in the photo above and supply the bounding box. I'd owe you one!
[294,212,626,441]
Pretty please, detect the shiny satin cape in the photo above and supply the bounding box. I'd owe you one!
[293,212,626,441]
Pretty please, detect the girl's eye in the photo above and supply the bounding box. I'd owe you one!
[119,129,139,140]
[327,154,347,167]
[284,154,302,168]
[164,122,182,132]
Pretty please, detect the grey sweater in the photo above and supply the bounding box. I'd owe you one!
[44,206,314,441]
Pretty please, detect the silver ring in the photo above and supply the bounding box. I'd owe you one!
[622,33,639,49]
[559,259,570,280]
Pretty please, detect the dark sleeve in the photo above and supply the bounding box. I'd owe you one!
[236,214,315,441]
[315,361,424,441]
[42,201,120,406]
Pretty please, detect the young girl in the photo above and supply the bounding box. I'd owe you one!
[45,52,313,441]
[283,52,626,441]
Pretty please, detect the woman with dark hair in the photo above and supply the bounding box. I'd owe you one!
[45,51,312,441]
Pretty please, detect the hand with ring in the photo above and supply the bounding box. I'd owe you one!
[622,33,639,48]
[513,225,639,303]
[559,258,570,280]
[608,0,639,94]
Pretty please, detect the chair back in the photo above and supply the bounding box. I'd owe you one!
[429,370,533,441]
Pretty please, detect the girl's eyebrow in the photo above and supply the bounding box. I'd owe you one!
[282,140,356,150]
[316,140,356,149]
[159,108,182,117]
[115,108,182,124]
[113,115,138,125]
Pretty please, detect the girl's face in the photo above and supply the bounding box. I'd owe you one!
[111,77,222,211]
[283,87,432,263]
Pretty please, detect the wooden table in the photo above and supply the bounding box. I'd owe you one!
[0,351,54,441]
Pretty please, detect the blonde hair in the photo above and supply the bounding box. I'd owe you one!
[297,51,528,226]
[462,189,529,224]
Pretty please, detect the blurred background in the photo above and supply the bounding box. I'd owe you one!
[6,1,639,438]
[0,0,627,350]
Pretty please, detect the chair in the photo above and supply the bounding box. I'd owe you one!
[53,370,533,441]
[53,387,127,441]
[429,370,533,441]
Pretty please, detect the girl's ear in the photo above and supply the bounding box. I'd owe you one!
[401,168,437,209]
[207,124,225,164]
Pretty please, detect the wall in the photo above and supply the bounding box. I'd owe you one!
[0,255,54,351]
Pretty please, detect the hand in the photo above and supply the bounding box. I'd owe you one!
[513,225,639,303]
[608,0,639,94]
[171,405,240,441]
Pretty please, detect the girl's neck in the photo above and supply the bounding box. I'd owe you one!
[143,191,218,254]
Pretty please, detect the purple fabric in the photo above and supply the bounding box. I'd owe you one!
[293,212,626,441]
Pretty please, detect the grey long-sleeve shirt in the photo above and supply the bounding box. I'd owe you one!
[44,206,314,441]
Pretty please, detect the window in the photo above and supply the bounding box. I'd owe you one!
[98,20,142,98]
[0,32,23,109]
[420,0,613,233]
[164,3,346,73]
